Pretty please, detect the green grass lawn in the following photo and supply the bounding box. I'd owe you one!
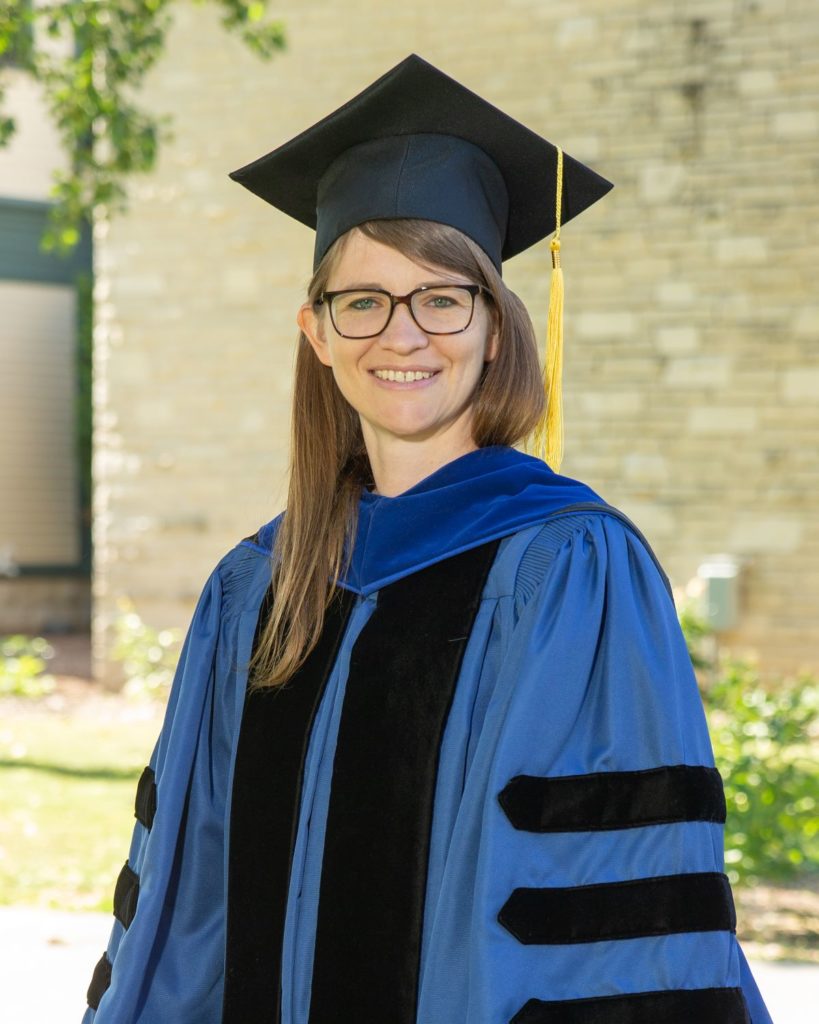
[0,710,160,911]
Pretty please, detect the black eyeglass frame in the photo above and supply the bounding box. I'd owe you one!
[316,283,490,339]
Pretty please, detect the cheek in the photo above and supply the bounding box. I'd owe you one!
[324,369,361,417]
[327,347,361,383]
[325,351,366,406]
[459,335,495,378]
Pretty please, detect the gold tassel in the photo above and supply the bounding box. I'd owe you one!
[529,145,565,473]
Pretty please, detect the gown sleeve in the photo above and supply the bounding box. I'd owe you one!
[81,557,230,1024]
[471,512,773,1024]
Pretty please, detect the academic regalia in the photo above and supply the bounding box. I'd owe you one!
[83,446,772,1023]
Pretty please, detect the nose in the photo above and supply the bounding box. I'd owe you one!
[377,300,429,351]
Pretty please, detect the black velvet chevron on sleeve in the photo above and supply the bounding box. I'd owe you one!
[85,763,150,1010]
[86,857,140,1008]
[498,871,736,945]
[112,861,140,930]
[498,764,726,832]
[134,765,157,830]
[86,952,113,1011]
[509,986,751,1024]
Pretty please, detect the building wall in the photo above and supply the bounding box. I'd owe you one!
[93,0,818,682]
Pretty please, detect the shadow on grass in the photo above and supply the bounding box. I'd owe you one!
[0,759,140,781]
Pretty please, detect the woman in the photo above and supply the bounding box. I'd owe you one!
[83,55,772,1023]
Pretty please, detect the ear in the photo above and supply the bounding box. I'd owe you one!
[297,301,333,367]
[484,322,500,364]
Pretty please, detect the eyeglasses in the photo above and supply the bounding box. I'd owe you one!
[316,283,489,339]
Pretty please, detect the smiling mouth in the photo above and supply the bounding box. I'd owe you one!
[370,369,440,382]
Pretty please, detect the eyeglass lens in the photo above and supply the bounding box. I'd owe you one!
[330,287,475,337]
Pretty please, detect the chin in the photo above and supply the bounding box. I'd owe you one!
[366,415,444,442]
[381,424,440,442]
[366,407,434,432]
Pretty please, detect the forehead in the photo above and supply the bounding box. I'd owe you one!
[327,229,461,289]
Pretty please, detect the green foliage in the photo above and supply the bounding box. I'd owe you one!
[111,597,182,701]
[0,0,285,253]
[0,1,33,145]
[676,593,714,670]
[707,658,818,885]
[678,599,819,885]
[0,635,56,697]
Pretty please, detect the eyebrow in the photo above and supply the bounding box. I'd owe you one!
[334,278,471,291]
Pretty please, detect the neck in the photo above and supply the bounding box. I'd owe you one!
[362,421,478,498]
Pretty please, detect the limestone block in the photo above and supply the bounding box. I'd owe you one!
[662,356,733,388]
[736,70,778,96]
[793,307,819,338]
[622,27,659,54]
[687,407,759,433]
[781,367,819,401]
[575,312,637,339]
[656,326,700,355]
[600,357,659,380]
[715,237,768,265]
[729,518,803,554]
[135,399,175,426]
[115,274,167,297]
[556,17,599,48]
[656,281,696,307]
[579,391,645,416]
[772,111,819,139]
[622,453,670,485]
[639,162,685,203]
[115,350,153,384]
[220,266,263,305]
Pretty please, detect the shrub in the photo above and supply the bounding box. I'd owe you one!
[111,597,182,702]
[706,657,818,884]
[678,597,819,885]
[0,634,55,697]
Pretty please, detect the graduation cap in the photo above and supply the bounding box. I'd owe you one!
[228,53,613,472]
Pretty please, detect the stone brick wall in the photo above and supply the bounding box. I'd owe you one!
[93,0,818,683]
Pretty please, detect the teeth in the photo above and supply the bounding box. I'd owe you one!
[373,369,435,382]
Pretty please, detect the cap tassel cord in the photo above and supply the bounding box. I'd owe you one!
[530,144,564,473]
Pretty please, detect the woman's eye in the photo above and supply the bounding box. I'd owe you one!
[423,293,462,308]
[345,294,386,312]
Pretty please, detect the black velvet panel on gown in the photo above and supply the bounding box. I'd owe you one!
[224,538,500,1023]
[222,585,357,1023]
[308,539,500,1023]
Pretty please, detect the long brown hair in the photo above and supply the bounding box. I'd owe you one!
[248,218,544,689]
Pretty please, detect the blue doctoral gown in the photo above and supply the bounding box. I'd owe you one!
[82,445,773,1023]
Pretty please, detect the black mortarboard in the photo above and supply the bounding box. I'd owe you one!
[227,53,612,273]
